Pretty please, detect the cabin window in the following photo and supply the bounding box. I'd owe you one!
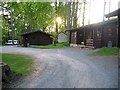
[80,34,82,36]
[96,30,101,37]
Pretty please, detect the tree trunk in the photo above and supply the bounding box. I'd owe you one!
[73,1,78,28]
[103,0,106,21]
[82,0,86,26]
[67,2,71,30]
[55,0,58,42]
[71,2,75,28]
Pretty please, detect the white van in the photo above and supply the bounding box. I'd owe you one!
[5,40,19,45]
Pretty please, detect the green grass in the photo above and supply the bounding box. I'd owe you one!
[2,53,33,75]
[30,42,70,49]
[88,47,119,56]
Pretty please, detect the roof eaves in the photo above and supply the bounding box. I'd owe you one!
[105,9,119,18]
[21,30,51,36]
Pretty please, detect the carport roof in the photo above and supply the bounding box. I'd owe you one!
[105,9,120,18]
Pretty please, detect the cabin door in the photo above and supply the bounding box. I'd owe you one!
[71,31,77,44]
[94,29,102,48]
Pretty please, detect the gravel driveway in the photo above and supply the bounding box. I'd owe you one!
[1,46,118,88]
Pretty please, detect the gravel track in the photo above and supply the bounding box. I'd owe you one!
[1,46,118,88]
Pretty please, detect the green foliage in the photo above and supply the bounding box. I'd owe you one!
[2,2,80,44]
[30,42,70,49]
[2,53,33,74]
[2,2,55,43]
[57,2,68,31]
[88,47,119,56]
[50,32,58,45]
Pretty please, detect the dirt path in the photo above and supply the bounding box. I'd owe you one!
[1,46,118,88]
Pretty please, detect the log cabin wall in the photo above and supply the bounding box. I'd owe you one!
[93,25,103,48]
[68,19,117,48]
[118,9,120,47]
[76,29,84,44]
[102,20,118,47]
[70,31,77,44]
[22,31,53,46]
[69,29,84,45]
[84,19,117,48]
[84,25,94,47]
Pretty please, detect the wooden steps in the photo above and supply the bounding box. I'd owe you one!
[70,39,95,49]
[85,39,94,49]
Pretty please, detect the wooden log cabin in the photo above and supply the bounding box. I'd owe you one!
[105,8,120,48]
[67,18,118,48]
[68,28,84,47]
[21,30,53,47]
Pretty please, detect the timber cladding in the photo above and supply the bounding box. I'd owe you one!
[118,9,120,48]
[68,19,118,48]
[102,20,117,47]
[69,28,84,44]
[21,30,53,46]
[70,31,77,44]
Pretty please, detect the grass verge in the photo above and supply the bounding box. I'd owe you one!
[2,53,33,75]
[30,42,70,49]
[88,47,119,56]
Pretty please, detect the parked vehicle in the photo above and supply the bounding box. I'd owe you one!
[5,40,19,45]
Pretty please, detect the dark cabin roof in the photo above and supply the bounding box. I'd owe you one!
[66,28,80,31]
[93,19,118,26]
[21,30,51,36]
[66,19,118,31]
[105,9,120,18]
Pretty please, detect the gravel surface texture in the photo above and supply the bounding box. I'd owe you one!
[1,46,118,88]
